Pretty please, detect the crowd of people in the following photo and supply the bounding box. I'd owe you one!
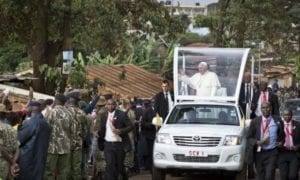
[1,65,300,180]
[239,71,300,180]
[0,80,173,180]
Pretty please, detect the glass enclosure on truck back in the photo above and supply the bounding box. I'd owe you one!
[173,48,250,104]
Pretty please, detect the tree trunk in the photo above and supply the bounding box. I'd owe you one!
[30,0,48,94]
[31,44,60,95]
[215,0,230,47]
[44,42,62,95]
[59,0,72,93]
[28,0,74,95]
[235,1,246,47]
[235,19,246,47]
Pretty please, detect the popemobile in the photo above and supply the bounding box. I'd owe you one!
[152,47,253,180]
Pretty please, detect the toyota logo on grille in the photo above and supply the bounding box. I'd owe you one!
[193,136,201,141]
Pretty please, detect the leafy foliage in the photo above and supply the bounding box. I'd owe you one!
[2,0,299,93]
[194,15,217,29]
[39,64,62,87]
[160,42,177,80]
[67,70,86,88]
[0,42,30,73]
[178,32,203,46]
[202,0,299,62]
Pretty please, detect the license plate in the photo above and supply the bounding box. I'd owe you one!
[185,150,208,157]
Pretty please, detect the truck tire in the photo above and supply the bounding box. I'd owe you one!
[152,166,166,180]
[234,164,247,180]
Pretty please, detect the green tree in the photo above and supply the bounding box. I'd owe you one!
[116,0,168,35]
[194,15,217,29]
[0,42,30,73]
[202,0,299,63]
[0,0,127,94]
[1,0,188,94]
[178,32,205,46]
[166,15,190,39]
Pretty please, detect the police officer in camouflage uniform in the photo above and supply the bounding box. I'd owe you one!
[66,91,91,180]
[0,104,19,180]
[44,94,74,180]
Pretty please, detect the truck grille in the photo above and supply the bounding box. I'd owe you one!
[173,154,219,163]
[173,136,221,147]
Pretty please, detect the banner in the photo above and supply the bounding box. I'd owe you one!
[62,51,73,75]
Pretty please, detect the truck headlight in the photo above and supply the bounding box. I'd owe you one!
[156,133,172,144]
[223,135,241,146]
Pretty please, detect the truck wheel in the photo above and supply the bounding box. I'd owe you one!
[152,166,166,180]
[234,164,247,180]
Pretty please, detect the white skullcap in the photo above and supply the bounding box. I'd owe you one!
[199,62,208,68]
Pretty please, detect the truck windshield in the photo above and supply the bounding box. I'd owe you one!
[167,105,239,126]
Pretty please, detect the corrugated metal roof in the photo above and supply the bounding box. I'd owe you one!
[0,84,54,112]
[263,63,295,78]
[85,64,163,99]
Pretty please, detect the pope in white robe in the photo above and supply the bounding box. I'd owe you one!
[179,62,221,96]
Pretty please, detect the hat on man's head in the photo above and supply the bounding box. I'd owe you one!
[103,89,113,95]
[97,96,106,107]
[55,93,67,103]
[103,90,113,100]
[67,91,81,101]
[29,101,41,107]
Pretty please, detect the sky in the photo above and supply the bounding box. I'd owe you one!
[159,0,219,6]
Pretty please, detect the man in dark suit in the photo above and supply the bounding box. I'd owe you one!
[98,99,133,180]
[246,102,284,180]
[140,100,156,171]
[154,80,174,121]
[278,109,300,180]
[252,81,279,118]
[239,71,255,118]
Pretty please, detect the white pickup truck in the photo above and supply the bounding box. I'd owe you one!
[152,48,251,180]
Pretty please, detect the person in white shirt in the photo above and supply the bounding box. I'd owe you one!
[278,109,300,180]
[252,81,279,117]
[97,99,133,180]
[178,62,221,96]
